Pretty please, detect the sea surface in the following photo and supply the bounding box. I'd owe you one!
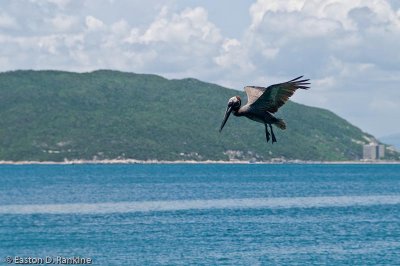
[1,164,400,265]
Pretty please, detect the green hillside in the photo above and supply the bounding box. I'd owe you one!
[0,70,398,162]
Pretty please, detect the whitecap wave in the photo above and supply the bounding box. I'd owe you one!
[0,195,399,214]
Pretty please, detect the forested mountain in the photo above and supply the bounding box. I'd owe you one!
[0,70,398,162]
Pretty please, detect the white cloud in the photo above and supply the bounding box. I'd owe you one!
[85,15,104,31]
[132,7,221,44]
[249,0,305,29]
[119,6,225,78]
[246,0,400,76]
[0,12,18,29]
[48,15,78,32]
[212,38,256,88]
[214,38,251,68]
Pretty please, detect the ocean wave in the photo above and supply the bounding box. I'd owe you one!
[0,195,399,214]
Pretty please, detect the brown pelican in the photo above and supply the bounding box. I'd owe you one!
[219,76,310,143]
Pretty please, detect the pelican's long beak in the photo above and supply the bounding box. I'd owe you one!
[219,105,232,132]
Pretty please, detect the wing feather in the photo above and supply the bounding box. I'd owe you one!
[244,86,267,105]
[251,76,310,113]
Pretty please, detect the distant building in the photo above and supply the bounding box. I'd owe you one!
[378,145,385,158]
[363,144,385,160]
[363,145,376,160]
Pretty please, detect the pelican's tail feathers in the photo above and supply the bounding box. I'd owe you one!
[274,119,286,130]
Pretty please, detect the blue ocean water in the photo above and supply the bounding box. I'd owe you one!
[0,164,400,265]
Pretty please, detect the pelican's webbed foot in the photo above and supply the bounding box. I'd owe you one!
[264,124,270,142]
[269,124,277,143]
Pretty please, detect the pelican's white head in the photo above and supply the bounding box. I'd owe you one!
[228,96,241,110]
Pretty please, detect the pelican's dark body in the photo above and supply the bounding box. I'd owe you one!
[219,76,310,143]
[233,105,280,125]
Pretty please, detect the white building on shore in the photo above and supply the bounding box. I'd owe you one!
[363,144,385,160]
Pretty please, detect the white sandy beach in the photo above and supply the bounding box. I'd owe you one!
[0,159,399,165]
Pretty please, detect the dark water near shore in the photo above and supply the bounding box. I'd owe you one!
[1,164,400,265]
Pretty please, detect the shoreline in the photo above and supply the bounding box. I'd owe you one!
[0,159,399,165]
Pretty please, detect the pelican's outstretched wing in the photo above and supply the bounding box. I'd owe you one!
[251,76,310,113]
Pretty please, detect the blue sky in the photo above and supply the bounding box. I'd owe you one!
[0,0,399,137]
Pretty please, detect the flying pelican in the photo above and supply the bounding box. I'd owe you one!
[219,76,310,143]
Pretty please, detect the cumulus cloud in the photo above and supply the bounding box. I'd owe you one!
[136,7,221,44]
[85,16,105,31]
[121,6,225,78]
[246,0,400,74]
[0,1,222,74]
